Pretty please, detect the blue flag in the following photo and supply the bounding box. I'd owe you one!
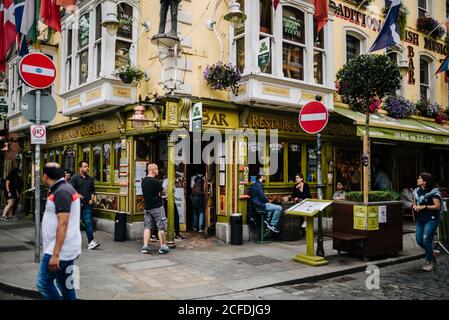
[436,53,449,75]
[369,0,401,52]
[14,0,29,56]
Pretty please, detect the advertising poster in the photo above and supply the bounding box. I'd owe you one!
[367,206,379,231]
[354,205,367,230]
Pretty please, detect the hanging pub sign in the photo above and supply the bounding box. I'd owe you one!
[258,37,270,69]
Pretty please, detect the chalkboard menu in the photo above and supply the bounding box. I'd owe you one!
[63,147,76,173]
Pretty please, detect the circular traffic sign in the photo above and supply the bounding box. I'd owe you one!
[19,53,56,89]
[298,101,329,134]
[32,125,46,138]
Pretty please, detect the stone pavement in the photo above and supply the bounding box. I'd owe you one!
[0,215,424,300]
[204,255,449,300]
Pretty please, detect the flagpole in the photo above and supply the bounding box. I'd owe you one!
[426,18,449,38]
[356,0,368,11]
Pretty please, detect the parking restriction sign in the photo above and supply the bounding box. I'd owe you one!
[31,125,46,144]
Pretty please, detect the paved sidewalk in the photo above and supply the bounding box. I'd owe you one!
[0,216,423,300]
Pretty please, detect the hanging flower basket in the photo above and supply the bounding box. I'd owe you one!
[416,99,441,118]
[416,17,445,39]
[113,65,144,84]
[203,62,241,95]
[383,96,417,119]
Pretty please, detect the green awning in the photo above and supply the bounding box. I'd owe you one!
[334,106,449,146]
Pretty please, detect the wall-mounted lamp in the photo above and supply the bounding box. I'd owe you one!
[129,105,151,128]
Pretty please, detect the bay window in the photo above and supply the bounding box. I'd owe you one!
[282,7,305,80]
[234,0,245,73]
[78,13,90,85]
[66,27,73,90]
[259,0,273,74]
[314,24,325,85]
[115,3,133,69]
[95,6,102,77]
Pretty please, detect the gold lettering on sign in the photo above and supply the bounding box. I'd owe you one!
[202,108,231,127]
[262,86,290,97]
[302,93,315,100]
[80,123,106,137]
[168,103,178,125]
[86,89,102,102]
[251,115,301,132]
[67,96,81,108]
[113,87,131,98]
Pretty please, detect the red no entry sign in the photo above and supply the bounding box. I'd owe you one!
[19,53,56,89]
[298,101,329,134]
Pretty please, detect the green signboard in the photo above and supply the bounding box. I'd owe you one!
[283,16,301,37]
[357,126,449,145]
[258,38,270,70]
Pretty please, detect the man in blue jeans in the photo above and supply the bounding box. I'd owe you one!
[249,174,282,233]
[36,162,81,300]
[70,161,101,250]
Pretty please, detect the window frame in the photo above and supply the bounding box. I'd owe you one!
[419,57,430,101]
[418,0,429,18]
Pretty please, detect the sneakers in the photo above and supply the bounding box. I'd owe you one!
[150,234,158,242]
[199,229,205,233]
[175,235,185,241]
[0,216,9,222]
[88,240,101,250]
[266,224,280,233]
[158,245,170,254]
[140,245,150,254]
[422,261,433,272]
[264,220,270,228]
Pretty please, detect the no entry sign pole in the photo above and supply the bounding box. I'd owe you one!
[19,53,57,264]
[314,97,324,258]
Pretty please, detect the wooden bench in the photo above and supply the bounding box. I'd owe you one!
[323,231,367,256]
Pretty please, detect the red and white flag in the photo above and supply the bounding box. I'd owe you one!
[0,0,17,71]
[314,0,329,34]
[40,0,61,32]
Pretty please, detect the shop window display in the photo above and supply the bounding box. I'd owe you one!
[335,149,361,192]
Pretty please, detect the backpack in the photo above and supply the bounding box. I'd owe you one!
[192,175,205,196]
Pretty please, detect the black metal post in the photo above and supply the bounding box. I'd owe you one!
[315,95,325,257]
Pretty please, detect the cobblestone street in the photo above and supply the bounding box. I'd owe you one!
[205,255,449,300]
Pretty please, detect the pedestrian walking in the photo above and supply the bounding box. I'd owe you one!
[141,163,170,254]
[412,172,444,271]
[1,167,21,221]
[36,163,81,300]
[69,161,101,250]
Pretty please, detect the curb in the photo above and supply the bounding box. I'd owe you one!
[0,253,424,300]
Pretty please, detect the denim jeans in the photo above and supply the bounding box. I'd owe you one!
[81,205,94,243]
[416,219,439,262]
[265,203,282,228]
[36,254,77,300]
[191,195,205,231]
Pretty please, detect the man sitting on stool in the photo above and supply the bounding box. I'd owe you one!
[249,174,282,233]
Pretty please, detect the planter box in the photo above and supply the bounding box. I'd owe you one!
[330,201,403,260]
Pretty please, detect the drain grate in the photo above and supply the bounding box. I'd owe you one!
[0,223,35,230]
[234,255,281,266]
[0,246,30,253]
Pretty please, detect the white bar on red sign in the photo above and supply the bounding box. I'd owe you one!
[300,113,327,121]
[21,64,56,77]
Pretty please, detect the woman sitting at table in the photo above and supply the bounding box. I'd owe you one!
[291,173,311,203]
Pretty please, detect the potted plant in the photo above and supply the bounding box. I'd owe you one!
[113,65,144,84]
[417,17,445,39]
[416,99,440,118]
[330,191,403,260]
[203,62,241,95]
[383,96,417,119]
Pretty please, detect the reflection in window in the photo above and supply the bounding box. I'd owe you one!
[346,35,360,62]
[93,144,101,182]
[82,145,90,165]
[117,3,133,39]
[260,0,272,34]
[103,143,111,183]
[236,37,245,74]
[283,43,304,80]
[314,51,323,84]
[78,14,90,85]
[115,40,132,69]
[283,7,305,80]
[114,141,122,184]
[420,58,430,100]
[288,144,301,182]
[269,142,284,182]
[248,141,265,183]
[306,145,317,183]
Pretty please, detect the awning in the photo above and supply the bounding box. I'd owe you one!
[334,106,449,145]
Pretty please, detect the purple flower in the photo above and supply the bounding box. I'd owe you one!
[384,96,417,119]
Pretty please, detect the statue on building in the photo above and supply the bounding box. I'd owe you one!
[157,0,181,37]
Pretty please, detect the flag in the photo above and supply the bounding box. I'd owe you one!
[369,0,402,52]
[1,0,16,71]
[26,0,39,44]
[14,0,29,56]
[56,0,76,12]
[20,0,35,37]
[314,0,328,34]
[40,0,61,32]
[273,0,280,10]
[436,53,449,75]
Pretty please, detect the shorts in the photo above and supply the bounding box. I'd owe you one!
[144,206,167,231]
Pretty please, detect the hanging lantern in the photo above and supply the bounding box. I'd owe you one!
[129,105,151,128]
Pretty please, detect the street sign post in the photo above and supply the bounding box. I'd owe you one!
[21,91,57,124]
[19,53,56,264]
[299,97,329,258]
[30,125,47,144]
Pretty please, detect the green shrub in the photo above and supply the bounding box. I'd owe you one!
[345,191,400,202]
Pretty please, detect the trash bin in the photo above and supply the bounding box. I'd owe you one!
[114,211,127,242]
[230,213,243,245]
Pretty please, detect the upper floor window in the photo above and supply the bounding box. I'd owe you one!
[259,0,273,74]
[314,22,325,85]
[115,3,134,69]
[420,57,430,100]
[234,0,245,73]
[346,34,360,62]
[282,7,305,80]
[418,0,428,18]
[78,13,90,85]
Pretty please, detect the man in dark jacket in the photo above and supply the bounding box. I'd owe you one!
[70,161,101,250]
[249,175,282,233]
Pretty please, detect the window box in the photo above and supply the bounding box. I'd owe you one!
[416,17,445,39]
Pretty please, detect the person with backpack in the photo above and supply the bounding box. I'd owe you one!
[190,169,206,233]
[412,172,443,272]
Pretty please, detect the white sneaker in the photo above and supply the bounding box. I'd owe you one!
[301,221,306,228]
[88,240,101,250]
